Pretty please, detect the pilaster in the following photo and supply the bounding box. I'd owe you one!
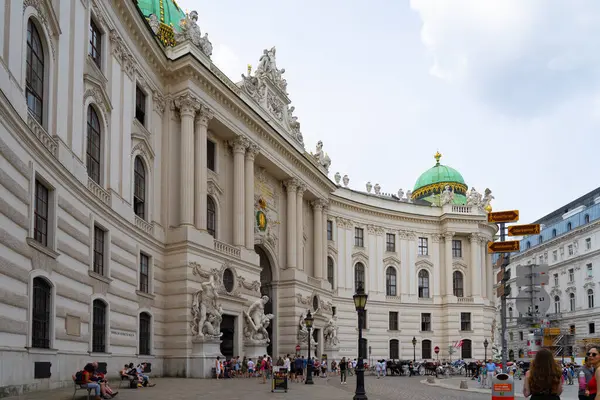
[230,136,248,246]
[312,199,325,279]
[194,105,214,231]
[444,231,455,298]
[284,179,298,269]
[245,144,260,249]
[470,234,482,297]
[296,184,306,270]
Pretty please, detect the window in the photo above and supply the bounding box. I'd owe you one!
[354,228,364,247]
[26,20,44,124]
[590,322,596,335]
[223,268,234,293]
[568,245,573,256]
[207,139,216,171]
[386,267,397,296]
[418,237,428,256]
[327,220,333,241]
[421,313,431,331]
[207,196,216,237]
[570,325,576,334]
[389,339,399,359]
[568,268,574,282]
[133,156,146,219]
[587,263,593,278]
[92,299,106,353]
[567,222,572,231]
[34,180,49,247]
[354,263,365,290]
[539,256,543,264]
[552,229,557,238]
[135,86,146,125]
[389,312,399,330]
[509,349,515,361]
[519,331,524,341]
[585,214,590,224]
[32,277,51,348]
[569,293,575,311]
[453,271,464,297]
[86,106,102,184]
[460,313,471,331]
[509,307,513,320]
[461,339,472,359]
[139,312,151,355]
[586,238,592,250]
[89,19,102,68]
[509,332,514,341]
[588,289,594,309]
[418,270,429,298]
[553,273,559,286]
[386,233,395,252]
[452,240,462,258]
[422,339,432,359]
[327,257,334,287]
[518,349,525,358]
[139,253,149,293]
[93,226,105,275]
[554,296,561,314]
[553,250,557,261]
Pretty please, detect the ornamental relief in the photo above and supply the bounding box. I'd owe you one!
[254,167,281,250]
[584,282,595,290]
[565,286,577,294]
[550,287,562,297]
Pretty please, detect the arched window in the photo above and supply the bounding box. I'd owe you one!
[567,222,572,231]
[386,267,397,296]
[207,196,216,237]
[554,296,561,314]
[92,299,107,353]
[585,214,590,224]
[518,349,524,358]
[461,339,472,359]
[509,349,515,361]
[552,229,557,238]
[422,339,432,359]
[354,263,365,290]
[453,271,464,297]
[86,106,101,184]
[133,156,146,219]
[389,339,399,360]
[569,293,575,311]
[588,289,594,309]
[139,312,151,355]
[418,270,429,298]
[327,257,334,287]
[26,19,44,124]
[508,307,513,320]
[32,277,51,348]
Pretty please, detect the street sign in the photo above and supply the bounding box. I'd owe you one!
[488,210,519,224]
[488,241,520,253]
[434,346,440,354]
[516,264,550,287]
[515,286,550,316]
[508,224,541,236]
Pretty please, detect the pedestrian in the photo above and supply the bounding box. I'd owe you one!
[485,359,496,388]
[340,357,347,384]
[523,348,563,400]
[584,346,599,400]
[578,356,594,400]
[215,356,221,380]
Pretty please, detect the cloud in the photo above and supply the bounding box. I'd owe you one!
[211,44,243,81]
[409,0,600,117]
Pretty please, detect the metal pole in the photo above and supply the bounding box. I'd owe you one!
[413,344,416,362]
[500,222,508,373]
[306,327,314,384]
[354,309,367,400]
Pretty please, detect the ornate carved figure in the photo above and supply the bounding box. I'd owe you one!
[323,315,339,346]
[190,275,223,338]
[243,296,274,344]
[313,141,331,172]
[406,190,413,203]
[366,182,372,193]
[334,172,341,185]
[342,175,349,187]
[148,14,159,34]
[174,11,213,58]
[466,187,483,207]
[398,188,405,200]
[481,188,494,211]
[297,310,318,347]
[441,185,454,206]
[374,183,381,195]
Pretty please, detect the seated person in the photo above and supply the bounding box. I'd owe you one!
[80,362,115,399]
[133,363,155,387]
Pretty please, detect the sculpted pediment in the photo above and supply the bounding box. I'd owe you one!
[383,255,401,267]
[583,281,596,290]
[352,250,369,265]
[550,287,562,297]
[327,243,338,257]
[453,260,468,270]
[415,259,434,268]
[131,137,154,160]
[84,74,112,113]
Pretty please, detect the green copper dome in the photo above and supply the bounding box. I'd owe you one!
[136,0,185,28]
[412,152,468,204]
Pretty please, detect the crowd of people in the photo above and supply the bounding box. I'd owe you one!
[74,361,155,400]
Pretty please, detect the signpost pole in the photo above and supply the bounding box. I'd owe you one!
[500,222,508,373]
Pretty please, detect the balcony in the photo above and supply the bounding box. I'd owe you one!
[27,112,57,156]
[457,297,474,303]
[214,239,240,258]
[451,205,473,214]
[134,215,153,234]
[87,177,111,206]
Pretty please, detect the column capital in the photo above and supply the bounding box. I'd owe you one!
[195,105,214,127]
[246,143,260,161]
[229,136,249,154]
[443,231,455,240]
[284,178,299,193]
[173,92,201,117]
[296,183,306,196]
[311,198,327,210]
[469,233,481,243]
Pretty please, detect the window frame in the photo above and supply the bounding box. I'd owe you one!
[589,322,596,334]
[133,156,146,220]
[88,18,102,69]
[461,339,472,359]
[388,311,399,331]
[568,268,574,282]
[422,339,432,360]
[452,239,462,258]
[139,312,152,355]
[92,299,107,353]
[389,339,399,359]
[354,263,365,290]
[207,195,217,237]
[86,106,102,185]
[327,220,333,241]
[31,276,52,349]
[327,257,334,287]
[418,237,428,256]
[354,227,364,247]
[25,19,45,125]
[386,266,397,296]
[135,85,147,126]
[207,139,216,172]
[386,233,395,252]
[93,225,106,276]
[460,312,471,331]
[421,313,431,332]
[33,179,50,247]
[453,270,464,297]
[139,253,150,294]
[418,269,430,298]
[588,289,594,309]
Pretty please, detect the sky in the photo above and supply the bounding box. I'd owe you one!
[176,0,599,223]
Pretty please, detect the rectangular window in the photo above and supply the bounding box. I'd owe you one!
[355,227,364,247]
[568,268,574,282]
[389,312,398,331]
[568,244,574,256]
[386,233,395,252]
[509,332,514,341]
[418,237,428,256]
[207,139,216,172]
[139,253,150,293]
[93,226,105,276]
[519,331,524,341]
[135,86,146,125]
[586,238,592,250]
[327,220,333,241]
[553,250,557,261]
[452,240,462,258]
[34,180,49,247]
[587,263,593,278]
[590,322,596,334]
[553,273,559,286]
[89,19,102,68]
[460,312,471,331]
[421,313,431,331]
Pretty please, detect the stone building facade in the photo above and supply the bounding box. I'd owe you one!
[0,0,495,394]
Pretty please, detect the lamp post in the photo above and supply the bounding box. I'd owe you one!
[412,337,417,362]
[483,339,489,362]
[353,282,368,400]
[304,310,314,385]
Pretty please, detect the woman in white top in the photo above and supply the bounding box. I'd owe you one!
[215,356,221,379]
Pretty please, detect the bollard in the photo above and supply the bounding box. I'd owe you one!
[492,373,514,400]
[460,380,468,389]
[426,376,435,384]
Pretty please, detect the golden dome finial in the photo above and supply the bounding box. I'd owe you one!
[434,151,442,165]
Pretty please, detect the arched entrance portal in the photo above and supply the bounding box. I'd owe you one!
[255,246,274,356]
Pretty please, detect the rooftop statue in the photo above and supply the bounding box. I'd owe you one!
[174,10,213,57]
[313,141,331,172]
[481,188,494,212]
[342,175,350,187]
[466,187,482,207]
[441,185,454,206]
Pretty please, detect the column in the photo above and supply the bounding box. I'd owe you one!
[444,232,454,296]
[284,179,298,269]
[296,184,305,270]
[322,203,329,281]
[480,237,488,299]
[231,137,248,246]
[194,105,214,231]
[486,253,494,300]
[399,232,409,295]
[470,234,482,297]
[312,199,324,279]
[408,233,416,295]
[174,94,200,226]
[245,144,259,249]
[432,235,442,297]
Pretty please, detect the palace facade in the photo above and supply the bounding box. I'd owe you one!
[0,0,495,393]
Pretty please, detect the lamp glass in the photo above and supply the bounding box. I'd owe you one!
[353,282,368,311]
[304,310,314,328]
[412,337,417,346]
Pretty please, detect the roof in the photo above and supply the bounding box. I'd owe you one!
[533,186,600,226]
[136,0,185,28]
[411,152,468,203]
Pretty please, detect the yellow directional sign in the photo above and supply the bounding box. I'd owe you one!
[508,224,541,236]
[488,241,520,254]
[488,210,519,224]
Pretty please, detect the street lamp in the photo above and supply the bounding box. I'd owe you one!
[353,282,368,400]
[304,310,314,385]
[412,336,417,362]
[483,339,489,362]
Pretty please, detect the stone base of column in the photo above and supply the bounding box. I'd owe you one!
[166,225,215,248]
[189,338,223,378]
[243,342,269,359]
[323,346,341,366]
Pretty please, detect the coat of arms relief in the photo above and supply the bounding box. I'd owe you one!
[254,167,281,251]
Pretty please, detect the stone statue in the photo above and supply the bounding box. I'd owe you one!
[441,185,454,206]
[492,344,501,361]
[481,188,494,210]
[466,187,482,207]
[174,11,213,58]
[366,181,372,193]
[240,73,266,101]
[398,188,404,200]
[342,175,349,187]
[200,33,213,57]
[297,310,318,347]
[406,190,412,203]
[334,172,341,185]
[313,141,331,172]
[257,48,275,75]
[148,14,159,34]
[190,274,223,338]
[287,106,300,132]
[374,183,381,195]
[323,315,339,346]
[243,296,274,344]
